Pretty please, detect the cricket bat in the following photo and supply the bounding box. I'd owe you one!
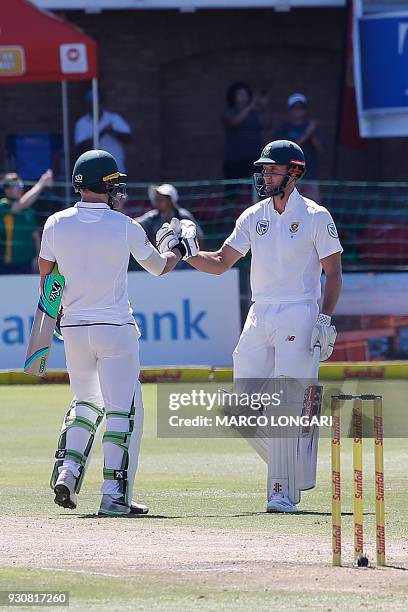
[24,264,65,377]
[301,344,323,433]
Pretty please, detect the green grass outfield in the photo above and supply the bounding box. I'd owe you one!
[0,382,407,611]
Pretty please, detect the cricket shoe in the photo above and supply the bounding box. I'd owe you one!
[98,494,149,517]
[54,470,78,510]
[266,493,298,514]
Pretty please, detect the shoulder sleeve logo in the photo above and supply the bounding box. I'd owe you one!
[327,222,338,239]
[256,220,269,236]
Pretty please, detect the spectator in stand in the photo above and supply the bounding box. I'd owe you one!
[74,89,132,172]
[135,183,203,246]
[274,93,324,202]
[222,81,268,179]
[0,170,53,274]
[134,183,203,270]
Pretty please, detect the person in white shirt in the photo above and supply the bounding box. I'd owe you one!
[74,90,132,172]
[157,140,342,514]
[39,149,198,516]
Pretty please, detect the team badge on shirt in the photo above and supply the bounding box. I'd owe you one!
[327,223,338,238]
[290,221,300,234]
[256,220,269,235]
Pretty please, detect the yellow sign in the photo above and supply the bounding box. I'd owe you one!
[0,47,26,76]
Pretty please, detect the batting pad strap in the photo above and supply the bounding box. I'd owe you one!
[105,410,134,419]
[102,431,131,450]
[64,414,99,435]
[76,401,104,417]
[55,448,86,464]
[103,468,128,480]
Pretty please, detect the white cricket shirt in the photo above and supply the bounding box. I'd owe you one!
[224,189,343,304]
[39,202,154,325]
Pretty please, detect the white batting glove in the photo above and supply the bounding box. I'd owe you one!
[310,313,337,361]
[156,222,179,254]
[172,218,199,260]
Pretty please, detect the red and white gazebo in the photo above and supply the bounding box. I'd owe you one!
[0,0,99,200]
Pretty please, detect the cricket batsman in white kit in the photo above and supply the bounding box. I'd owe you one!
[39,150,198,516]
[157,140,342,513]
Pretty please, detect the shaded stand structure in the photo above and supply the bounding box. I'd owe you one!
[0,0,98,203]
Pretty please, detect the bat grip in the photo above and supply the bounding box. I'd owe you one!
[311,344,321,379]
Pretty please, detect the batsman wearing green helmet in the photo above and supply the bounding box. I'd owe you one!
[38,149,199,516]
[71,148,128,207]
[157,139,343,514]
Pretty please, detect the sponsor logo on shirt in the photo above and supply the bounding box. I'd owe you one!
[327,223,338,238]
[289,221,300,234]
[256,220,269,236]
[286,335,296,341]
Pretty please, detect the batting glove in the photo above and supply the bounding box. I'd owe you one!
[171,218,199,260]
[156,221,179,254]
[310,313,337,361]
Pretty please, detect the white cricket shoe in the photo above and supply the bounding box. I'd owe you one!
[266,492,298,513]
[54,469,78,510]
[98,495,149,517]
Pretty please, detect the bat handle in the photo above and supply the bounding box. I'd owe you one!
[312,343,321,379]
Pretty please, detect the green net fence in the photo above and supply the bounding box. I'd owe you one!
[12,177,408,268]
[1,178,408,314]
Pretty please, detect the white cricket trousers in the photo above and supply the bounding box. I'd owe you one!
[61,323,143,497]
[233,301,319,379]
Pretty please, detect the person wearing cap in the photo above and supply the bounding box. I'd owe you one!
[74,89,132,172]
[274,94,323,202]
[135,183,203,250]
[158,140,342,514]
[0,170,53,274]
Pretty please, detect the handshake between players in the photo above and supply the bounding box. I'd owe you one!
[156,218,200,261]
[43,141,340,517]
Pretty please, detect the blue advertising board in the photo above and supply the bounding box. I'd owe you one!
[359,13,408,112]
[0,270,241,369]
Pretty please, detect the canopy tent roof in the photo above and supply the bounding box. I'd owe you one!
[0,0,97,83]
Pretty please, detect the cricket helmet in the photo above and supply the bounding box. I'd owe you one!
[253,140,306,198]
[72,149,127,207]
